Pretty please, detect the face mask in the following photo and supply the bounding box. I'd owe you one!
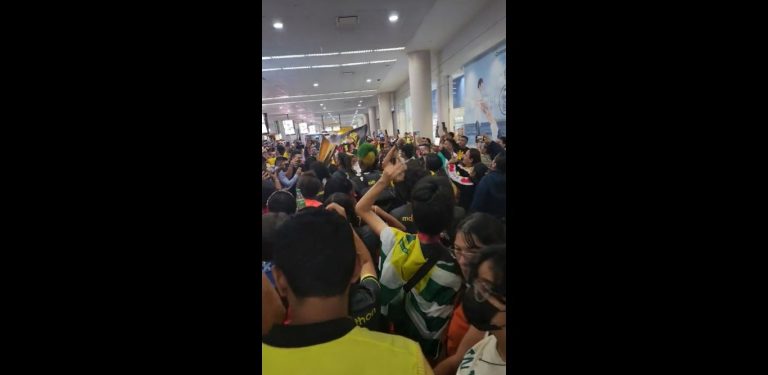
[462,284,505,331]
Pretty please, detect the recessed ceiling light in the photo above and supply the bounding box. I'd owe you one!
[273,21,284,29]
[366,78,372,83]
[389,14,399,23]
[313,82,319,87]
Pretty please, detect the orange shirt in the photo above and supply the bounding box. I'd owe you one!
[446,302,470,357]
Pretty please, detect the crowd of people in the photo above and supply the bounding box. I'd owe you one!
[261,127,507,374]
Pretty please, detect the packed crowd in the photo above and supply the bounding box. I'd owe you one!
[261,128,507,374]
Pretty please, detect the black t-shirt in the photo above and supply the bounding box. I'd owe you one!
[349,275,383,332]
[389,203,467,240]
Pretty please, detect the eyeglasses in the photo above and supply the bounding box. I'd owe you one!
[449,245,480,260]
[469,278,506,304]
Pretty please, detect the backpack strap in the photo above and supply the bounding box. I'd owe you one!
[402,244,451,294]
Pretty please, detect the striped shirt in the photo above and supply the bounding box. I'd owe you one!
[379,227,463,359]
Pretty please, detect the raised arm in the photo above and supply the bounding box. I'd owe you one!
[326,203,376,278]
[355,146,405,237]
[373,205,407,232]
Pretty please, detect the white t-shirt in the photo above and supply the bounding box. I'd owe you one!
[456,333,506,375]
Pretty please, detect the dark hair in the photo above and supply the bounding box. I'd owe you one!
[467,148,482,165]
[324,176,354,198]
[401,143,415,159]
[448,132,455,138]
[262,212,289,261]
[499,136,506,145]
[277,145,286,155]
[297,175,322,199]
[275,156,287,166]
[262,180,276,209]
[478,78,484,89]
[456,213,506,249]
[394,167,429,203]
[267,190,296,214]
[459,135,469,142]
[425,153,442,172]
[411,176,454,235]
[469,244,506,299]
[310,161,330,182]
[337,153,353,172]
[273,208,356,297]
[494,152,506,174]
[324,192,359,226]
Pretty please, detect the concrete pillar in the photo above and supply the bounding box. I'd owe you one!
[438,74,450,133]
[407,50,432,139]
[368,106,377,131]
[377,93,394,134]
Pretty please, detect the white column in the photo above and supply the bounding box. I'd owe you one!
[407,50,432,139]
[368,106,377,131]
[438,74,450,132]
[377,93,394,134]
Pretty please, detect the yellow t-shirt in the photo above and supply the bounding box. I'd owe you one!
[263,320,432,374]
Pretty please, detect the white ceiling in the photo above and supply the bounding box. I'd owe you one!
[261,0,492,128]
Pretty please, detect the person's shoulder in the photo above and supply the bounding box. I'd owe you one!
[348,327,422,355]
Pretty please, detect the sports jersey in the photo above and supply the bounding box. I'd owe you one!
[378,227,463,360]
[456,333,506,375]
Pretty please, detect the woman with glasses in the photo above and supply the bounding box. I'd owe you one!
[456,245,507,374]
[435,213,505,375]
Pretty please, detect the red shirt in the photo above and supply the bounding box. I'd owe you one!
[304,199,322,208]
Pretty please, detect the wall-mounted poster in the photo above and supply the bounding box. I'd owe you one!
[463,41,506,146]
[298,122,309,134]
[262,113,269,134]
[282,119,296,135]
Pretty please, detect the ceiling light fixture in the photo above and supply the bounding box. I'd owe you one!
[313,82,319,87]
[282,66,311,70]
[262,59,395,72]
[262,95,376,107]
[273,21,284,29]
[262,90,377,101]
[389,14,399,23]
[366,78,372,83]
[369,59,397,64]
[262,46,404,60]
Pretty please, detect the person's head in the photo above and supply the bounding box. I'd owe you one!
[290,151,303,166]
[400,143,416,160]
[262,212,289,261]
[448,132,455,140]
[275,156,288,171]
[266,190,296,214]
[453,213,506,278]
[297,174,322,200]
[458,135,468,148]
[276,145,286,155]
[478,78,485,91]
[463,244,506,332]
[411,176,454,235]
[303,156,318,172]
[418,143,430,157]
[394,167,430,204]
[324,192,359,226]
[262,180,276,209]
[323,176,355,201]
[272,208,358,302]
[492,152,506,174]
[309,161,330,182]
[463,148,482,167]
[425,153,442,174]
[357,143,379,172]
[499,137,506,147]
[442,138,453,151]
[337,152,352,172]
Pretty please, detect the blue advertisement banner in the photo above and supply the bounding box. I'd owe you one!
[463,42,506,146]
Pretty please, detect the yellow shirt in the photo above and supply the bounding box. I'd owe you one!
[263,319,432,375]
